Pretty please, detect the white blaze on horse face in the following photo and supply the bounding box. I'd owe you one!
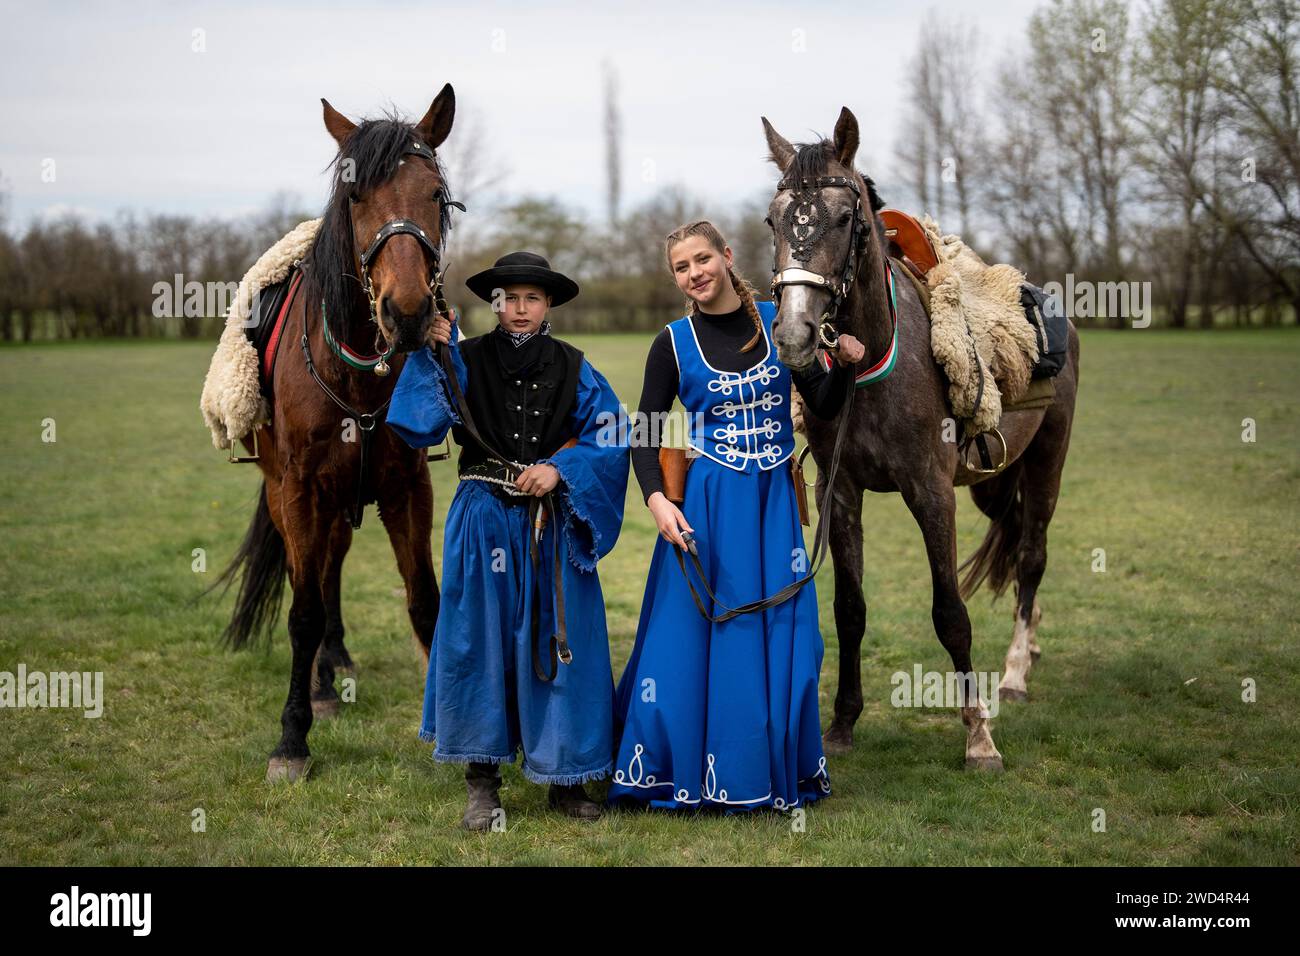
[769,189,857,367]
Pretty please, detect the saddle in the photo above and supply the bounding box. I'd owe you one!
[878,210,1070,472]
[881,209,939,282]
[201,217,321,451]
[242,269,303,402]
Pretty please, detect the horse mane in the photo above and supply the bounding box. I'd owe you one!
[304,112,455,346]
[788,138,885,214]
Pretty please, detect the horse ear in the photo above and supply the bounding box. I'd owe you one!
[762,117,794,172]
[416,83,456,150]
[321,99,357,147]
[833,107,860,167]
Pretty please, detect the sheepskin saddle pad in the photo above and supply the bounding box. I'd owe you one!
[199,218,321,449]
[920,215,1042,435]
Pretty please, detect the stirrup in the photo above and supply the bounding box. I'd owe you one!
[960,427,1009,475]
[426,437,451,462]
[227,426,260,463]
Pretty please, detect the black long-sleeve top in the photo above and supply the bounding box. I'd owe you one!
[631,303,852,503]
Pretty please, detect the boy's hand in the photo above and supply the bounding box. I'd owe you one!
[515,463,560,497]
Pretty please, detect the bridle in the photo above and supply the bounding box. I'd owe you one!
[769,172,872,352]
[299,137,464,530]
[345,138,465,376]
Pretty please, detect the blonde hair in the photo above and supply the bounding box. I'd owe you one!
[665,219,763,353]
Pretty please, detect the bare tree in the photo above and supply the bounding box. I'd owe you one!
[1137,0,1238,326]
[1198,0,1300,321]
[1034,1,1141,293]
[894,12,986,233]
[603,58,622,229]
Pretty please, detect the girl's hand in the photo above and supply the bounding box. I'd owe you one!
[832,333,865,367]
[647,492,694,550]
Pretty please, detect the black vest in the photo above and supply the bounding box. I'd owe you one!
[454,330,585,471]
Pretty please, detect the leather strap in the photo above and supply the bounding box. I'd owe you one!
[671,380,855,623]
[299,281,391,530]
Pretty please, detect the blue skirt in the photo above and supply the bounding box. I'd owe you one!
[609,456,830,811]
[419,480,614,785]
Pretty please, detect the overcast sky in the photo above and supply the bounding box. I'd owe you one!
[1,0,1044,228]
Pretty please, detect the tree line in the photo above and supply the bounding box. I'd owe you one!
[1,0,1296,341]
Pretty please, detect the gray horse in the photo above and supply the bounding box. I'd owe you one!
[762,108,1080,769]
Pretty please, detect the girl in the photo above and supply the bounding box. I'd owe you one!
[609,221,862,812]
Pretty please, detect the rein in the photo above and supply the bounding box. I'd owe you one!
[299,291,392,531]
[670,382,855,623]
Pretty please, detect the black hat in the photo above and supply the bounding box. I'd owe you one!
[465,251,580,307]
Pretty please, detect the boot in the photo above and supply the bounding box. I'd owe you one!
[462,762,502,831]
[548,782,602,820]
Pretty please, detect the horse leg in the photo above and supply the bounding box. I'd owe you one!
[823,478,866,753]
[999,410,1071,703]
[902,479,1003,771]
[379,466,439,669]
[321,519,355,680]
[311,517,352,720]
[267,485,328,783]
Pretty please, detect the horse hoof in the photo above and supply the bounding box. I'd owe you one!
[822,729,854,754]
[266,756,311,783]
[999,686,1029,703]
[965,755,1004,772]
[311,697,340,719]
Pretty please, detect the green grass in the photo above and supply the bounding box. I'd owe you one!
[1,329,1297,865]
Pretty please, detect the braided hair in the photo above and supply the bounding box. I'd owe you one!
[665,220,764,353]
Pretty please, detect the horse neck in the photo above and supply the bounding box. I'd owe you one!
[842,226,894,365]
[311,285,393,401]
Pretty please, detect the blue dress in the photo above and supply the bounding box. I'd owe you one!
[609,300,831,811]
[386,326,629,785]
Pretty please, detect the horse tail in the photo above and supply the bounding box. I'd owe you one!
[205,481,288,649]
[959,460,1024,601]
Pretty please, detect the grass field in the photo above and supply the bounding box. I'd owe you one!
[1,329,1297,865]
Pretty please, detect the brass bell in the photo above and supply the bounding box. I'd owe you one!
[374,359,390,377]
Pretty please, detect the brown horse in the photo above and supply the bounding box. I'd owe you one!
[212,86,459,781]
[762,108,1080,769]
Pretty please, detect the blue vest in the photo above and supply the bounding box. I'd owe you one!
[666,300,796,473]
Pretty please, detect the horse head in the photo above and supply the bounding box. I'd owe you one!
[761,107,884,371]
[316,84,459,355]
